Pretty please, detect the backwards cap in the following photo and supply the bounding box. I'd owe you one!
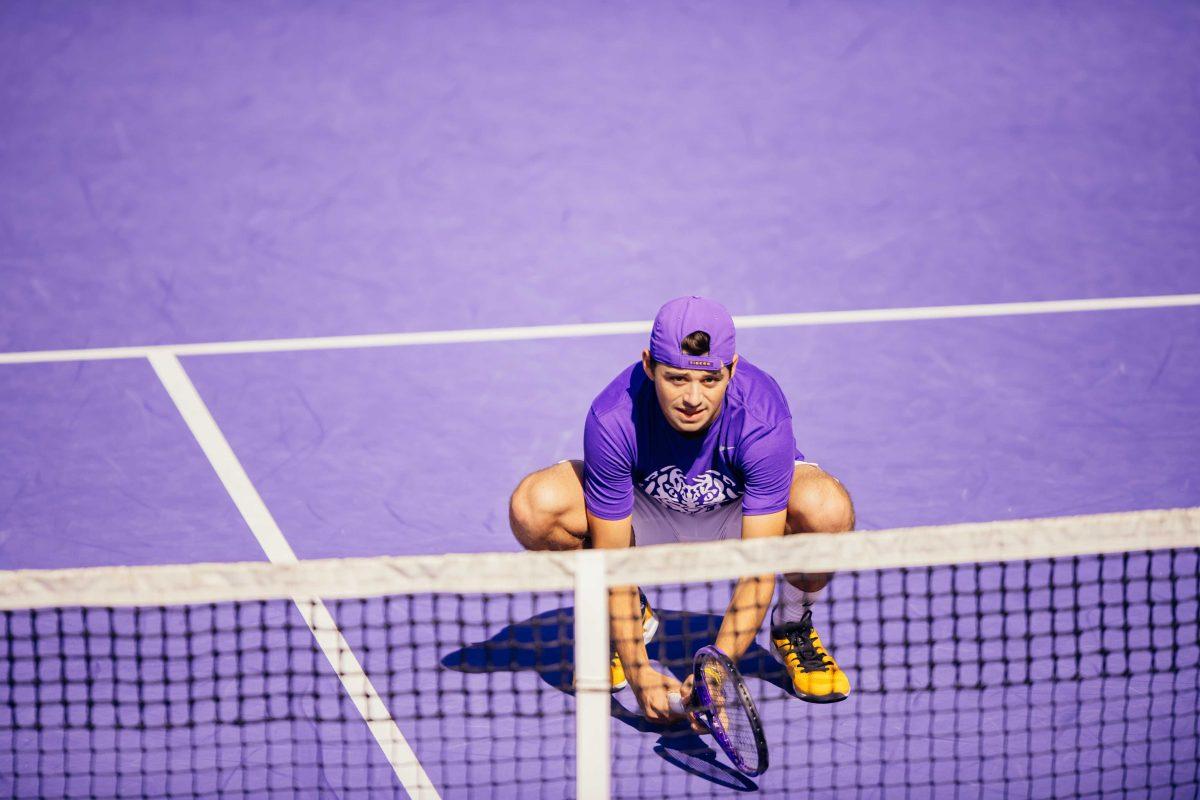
[649,296,736,371]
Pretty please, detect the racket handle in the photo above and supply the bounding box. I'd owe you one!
[667,692,685,715]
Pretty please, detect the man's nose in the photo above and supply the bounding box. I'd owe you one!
[684,382,703,406]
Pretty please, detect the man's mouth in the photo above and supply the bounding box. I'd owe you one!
[677,407,704,421]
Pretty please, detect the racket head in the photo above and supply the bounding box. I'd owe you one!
[691,645,769,777]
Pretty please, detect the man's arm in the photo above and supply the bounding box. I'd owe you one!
[713,509,786,660]
[588,511,684,724]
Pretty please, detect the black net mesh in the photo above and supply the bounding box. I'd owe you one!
[612,548,1199,799]
[1,592,575,798]
[2,548,1198,798]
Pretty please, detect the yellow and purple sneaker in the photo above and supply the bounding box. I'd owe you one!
[771,608,850,703]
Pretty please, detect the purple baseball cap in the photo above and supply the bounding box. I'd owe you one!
[649,296,736,371]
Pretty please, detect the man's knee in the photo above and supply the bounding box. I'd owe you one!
[509,473,555,546]
[786,467,855,534]
[508,462,586,550]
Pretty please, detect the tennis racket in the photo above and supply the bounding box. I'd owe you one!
[667,645,769,777]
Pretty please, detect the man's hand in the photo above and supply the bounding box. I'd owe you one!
[631,666,684,723]
[633,668,706,733]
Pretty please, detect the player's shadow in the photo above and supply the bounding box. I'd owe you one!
[440,605,787,790]
[609,700,759,792]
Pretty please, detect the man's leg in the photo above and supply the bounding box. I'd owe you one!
[771,463,855,702]
[508,460,588,551]
[783,462,856,590]
[509,460,659,692]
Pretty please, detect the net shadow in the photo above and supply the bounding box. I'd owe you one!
[440,605,789,694]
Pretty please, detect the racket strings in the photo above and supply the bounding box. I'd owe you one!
[703,658,762,773]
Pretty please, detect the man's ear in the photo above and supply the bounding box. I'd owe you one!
[641,349,655,380]
[728,354,739,379]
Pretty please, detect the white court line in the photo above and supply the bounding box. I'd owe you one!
[148,353,441,800]
[3,292,1198,365]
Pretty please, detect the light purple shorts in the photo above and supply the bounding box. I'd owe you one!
[631,460,816,546]
[631,488,743,546]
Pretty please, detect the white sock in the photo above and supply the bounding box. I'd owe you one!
[774,580,821,627]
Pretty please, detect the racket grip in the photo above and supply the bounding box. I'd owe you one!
[667,692,685,715]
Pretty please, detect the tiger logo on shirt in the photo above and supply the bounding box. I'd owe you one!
[640,466,742,515]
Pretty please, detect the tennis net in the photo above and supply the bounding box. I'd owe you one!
[1,507,1197,799]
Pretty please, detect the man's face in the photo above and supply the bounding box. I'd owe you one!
[642,349,737,435]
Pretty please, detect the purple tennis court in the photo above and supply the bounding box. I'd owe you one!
[2,2,1198,798]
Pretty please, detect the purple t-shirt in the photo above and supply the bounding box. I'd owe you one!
[583,359,803,520]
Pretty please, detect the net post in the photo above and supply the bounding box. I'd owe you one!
[574,549,611,800]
